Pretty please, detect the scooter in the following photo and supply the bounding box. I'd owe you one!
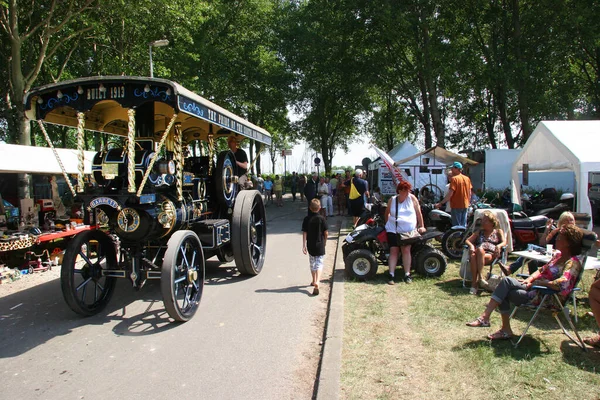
[342,222,447,281]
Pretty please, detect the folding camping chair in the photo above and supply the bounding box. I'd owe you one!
[459,208,513,289]
[509,229,598,350]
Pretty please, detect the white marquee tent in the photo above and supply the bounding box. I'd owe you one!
[511,120,600,228]
[0,143,95,174]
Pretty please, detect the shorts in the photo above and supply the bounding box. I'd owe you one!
[309,255,324,271]
[387,230,421,247]
[350,198,364,217]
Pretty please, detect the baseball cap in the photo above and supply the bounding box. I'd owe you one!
[452,161,463,169]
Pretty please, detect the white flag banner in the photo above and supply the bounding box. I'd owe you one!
[371,145,405,186]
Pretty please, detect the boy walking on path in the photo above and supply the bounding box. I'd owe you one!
[302,199,329,295]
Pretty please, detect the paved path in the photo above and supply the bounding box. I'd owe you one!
[0,193,343,400]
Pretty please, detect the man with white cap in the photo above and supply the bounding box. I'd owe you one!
[344,169,370,226]
[436,161,472,227]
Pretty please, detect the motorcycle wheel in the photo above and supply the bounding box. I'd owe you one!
[345,248,378,281]
[415,247,447,277]
[441,228,466,260]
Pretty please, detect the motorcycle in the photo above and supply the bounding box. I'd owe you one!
[421,203,453,233]
[355,198,386,227]
[441,209,554,260]
[438,200,495,259]
[342,222,447,281]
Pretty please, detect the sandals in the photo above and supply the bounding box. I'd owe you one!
[466,317,490,327]
[487,329,513,341]
[583,335,600,348]
[497,262,511,276]
[313,286,320,296]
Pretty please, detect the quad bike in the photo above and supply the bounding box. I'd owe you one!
[25,76,271,322]
[342,220,447,280]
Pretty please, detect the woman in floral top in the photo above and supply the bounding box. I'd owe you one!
[466,225,583,340]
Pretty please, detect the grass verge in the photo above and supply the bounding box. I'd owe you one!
[341,255,600,400]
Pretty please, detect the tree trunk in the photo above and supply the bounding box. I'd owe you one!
[485,91,497,148]
[421,19,445,148]
[511,0,531,144]
[417,74,433,148]
[495,84,515,148]
[17,106,32,199]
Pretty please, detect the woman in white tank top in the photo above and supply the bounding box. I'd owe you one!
[384,181,426,284]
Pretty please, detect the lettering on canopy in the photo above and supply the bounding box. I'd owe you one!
[178,96,272,146]
[34,82,176,119]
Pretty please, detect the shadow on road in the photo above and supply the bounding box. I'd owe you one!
[0,261,258,358]
[0,279,176,358]
[255,285,313,296]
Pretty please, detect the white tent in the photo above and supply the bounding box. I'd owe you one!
[0,143,95,175]
[511,121,600,228]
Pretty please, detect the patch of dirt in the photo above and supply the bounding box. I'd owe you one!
[0,266,60,299]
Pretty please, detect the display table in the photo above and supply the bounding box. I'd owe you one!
[0,236,36,253]
[36,225,93,243]
[583,256,600,270]
[512,250,600,270]
[0,225,94,253]
[511,250,551,264]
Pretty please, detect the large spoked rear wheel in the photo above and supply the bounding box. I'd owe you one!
[215,151,237,209]
[161,231,205,322]
[60,230,117,316]
[232,190,267,275]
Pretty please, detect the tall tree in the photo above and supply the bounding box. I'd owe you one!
[1,0,96,198]
[279,0,370,173]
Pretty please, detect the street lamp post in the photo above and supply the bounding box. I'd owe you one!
[149,39,169,78]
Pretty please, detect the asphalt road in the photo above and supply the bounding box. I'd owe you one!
[0,194,341,400]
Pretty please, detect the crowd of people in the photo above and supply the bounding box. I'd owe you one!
[244,160,600,348]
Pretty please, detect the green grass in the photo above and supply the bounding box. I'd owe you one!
[341,253,600,400]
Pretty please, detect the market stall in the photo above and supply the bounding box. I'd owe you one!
[0,144,96,276]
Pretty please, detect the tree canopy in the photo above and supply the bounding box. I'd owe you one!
[2,0,600,177]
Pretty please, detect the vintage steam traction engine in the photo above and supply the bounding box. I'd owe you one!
[24,77,271,322]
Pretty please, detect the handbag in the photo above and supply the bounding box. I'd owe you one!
[349,181,361,200]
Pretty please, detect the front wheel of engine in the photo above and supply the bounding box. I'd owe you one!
[161,230,205,322]
[60,230,117,316]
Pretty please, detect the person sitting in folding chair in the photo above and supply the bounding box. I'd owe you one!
[464,211,507,295]
[584,270,600,348]
[499,211,576,276]
[465,225,583,341]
